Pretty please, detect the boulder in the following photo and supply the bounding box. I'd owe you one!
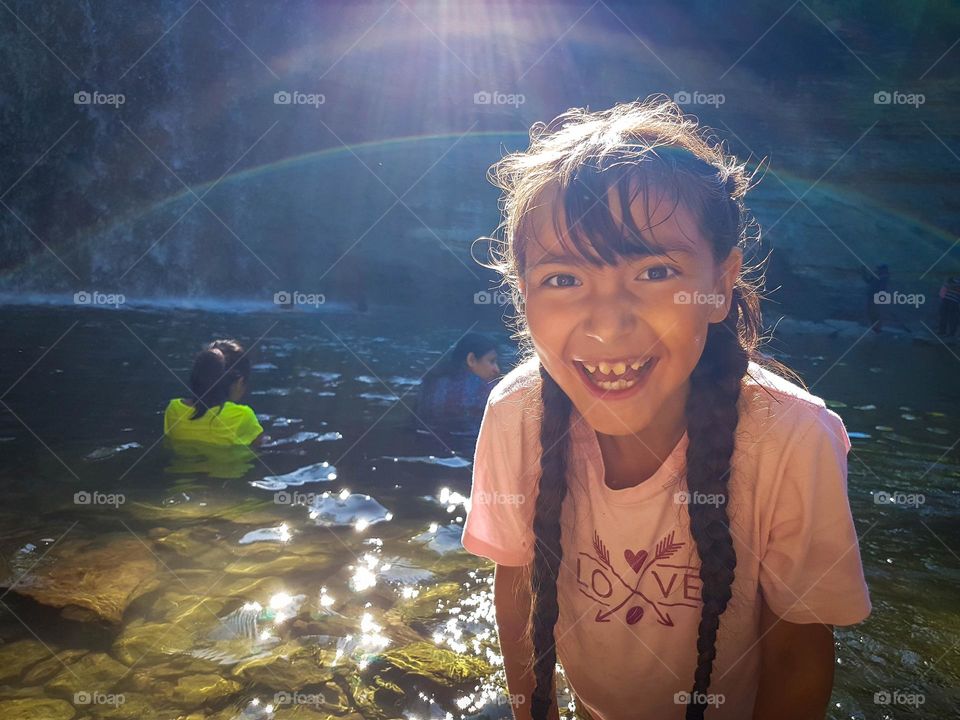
[5,536,158,624]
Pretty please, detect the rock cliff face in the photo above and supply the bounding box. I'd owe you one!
[2,1,957,320]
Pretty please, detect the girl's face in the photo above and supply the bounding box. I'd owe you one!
[518,184,741,437]
[467,350,500,381]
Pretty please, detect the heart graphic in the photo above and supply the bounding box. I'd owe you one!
[624,548,648,573]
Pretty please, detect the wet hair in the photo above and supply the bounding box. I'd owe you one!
[482,96,801,720]
[188,339,251,420]
[423,332,498,381]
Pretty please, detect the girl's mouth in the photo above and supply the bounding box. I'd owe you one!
[573,356,658,399]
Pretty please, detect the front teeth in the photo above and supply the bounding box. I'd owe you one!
[582,358,649,376]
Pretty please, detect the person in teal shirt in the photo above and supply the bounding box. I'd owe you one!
[164,339,266,446]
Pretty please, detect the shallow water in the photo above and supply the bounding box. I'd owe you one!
[0,304,957,719]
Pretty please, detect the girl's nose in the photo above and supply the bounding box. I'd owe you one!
[583,295,639,345]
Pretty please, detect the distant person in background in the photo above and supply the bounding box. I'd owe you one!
[415,333,501,434]
[862,263,890,333]
[164,339,266,446]
[937,275,960,339]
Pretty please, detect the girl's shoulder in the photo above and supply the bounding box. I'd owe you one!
[488,356,541,403]
[476,357,545,449]
[485,356,543,418]
[222,401,255,415]
[738,360,850,453]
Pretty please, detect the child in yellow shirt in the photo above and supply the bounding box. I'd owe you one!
[164,339,265,446]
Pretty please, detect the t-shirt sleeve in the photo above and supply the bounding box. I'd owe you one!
[461,399,537,567]
[759,406,872,626]
[232,405,264,445]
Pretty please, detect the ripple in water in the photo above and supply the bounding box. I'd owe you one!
[251,461,338,490]
[307,489,392,529]
[389,454,472,468]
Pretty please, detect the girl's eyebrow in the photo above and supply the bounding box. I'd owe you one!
[528,243,694,270]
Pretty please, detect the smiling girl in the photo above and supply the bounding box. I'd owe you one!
[461,97,871,720]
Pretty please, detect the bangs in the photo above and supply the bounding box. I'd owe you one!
[518,150,710,270]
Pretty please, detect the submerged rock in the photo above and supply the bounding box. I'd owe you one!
[113,621,195,665]
[150,525,234,567]
[0,639,52,683]
[5,536,159,624]
[379,641,491,685]
[223,552,334,577]
[171,673,243,706]
[396,582,463,623]
[46,652,129,698]
[149,591,226,632]
[21,649,89,684]
[130,496,278,525]
[232,641,338,688]
[79,691,163,719]
[0,698,75,720]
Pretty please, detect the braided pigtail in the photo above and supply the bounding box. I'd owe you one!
[683,287,750,719]
[529,363,574,720]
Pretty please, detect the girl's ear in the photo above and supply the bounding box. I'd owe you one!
[709,247,743,323]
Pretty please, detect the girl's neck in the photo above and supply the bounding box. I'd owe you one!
[595,390,688,490]
[597,423,686,490]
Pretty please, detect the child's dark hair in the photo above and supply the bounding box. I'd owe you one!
[188,339,251,420]
[424,332,497,380]
[483,96,800,720]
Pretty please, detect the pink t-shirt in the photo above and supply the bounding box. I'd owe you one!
[461,357,872,720]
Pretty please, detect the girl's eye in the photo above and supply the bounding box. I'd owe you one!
[638,265,679,281]
[542,273,581,288]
